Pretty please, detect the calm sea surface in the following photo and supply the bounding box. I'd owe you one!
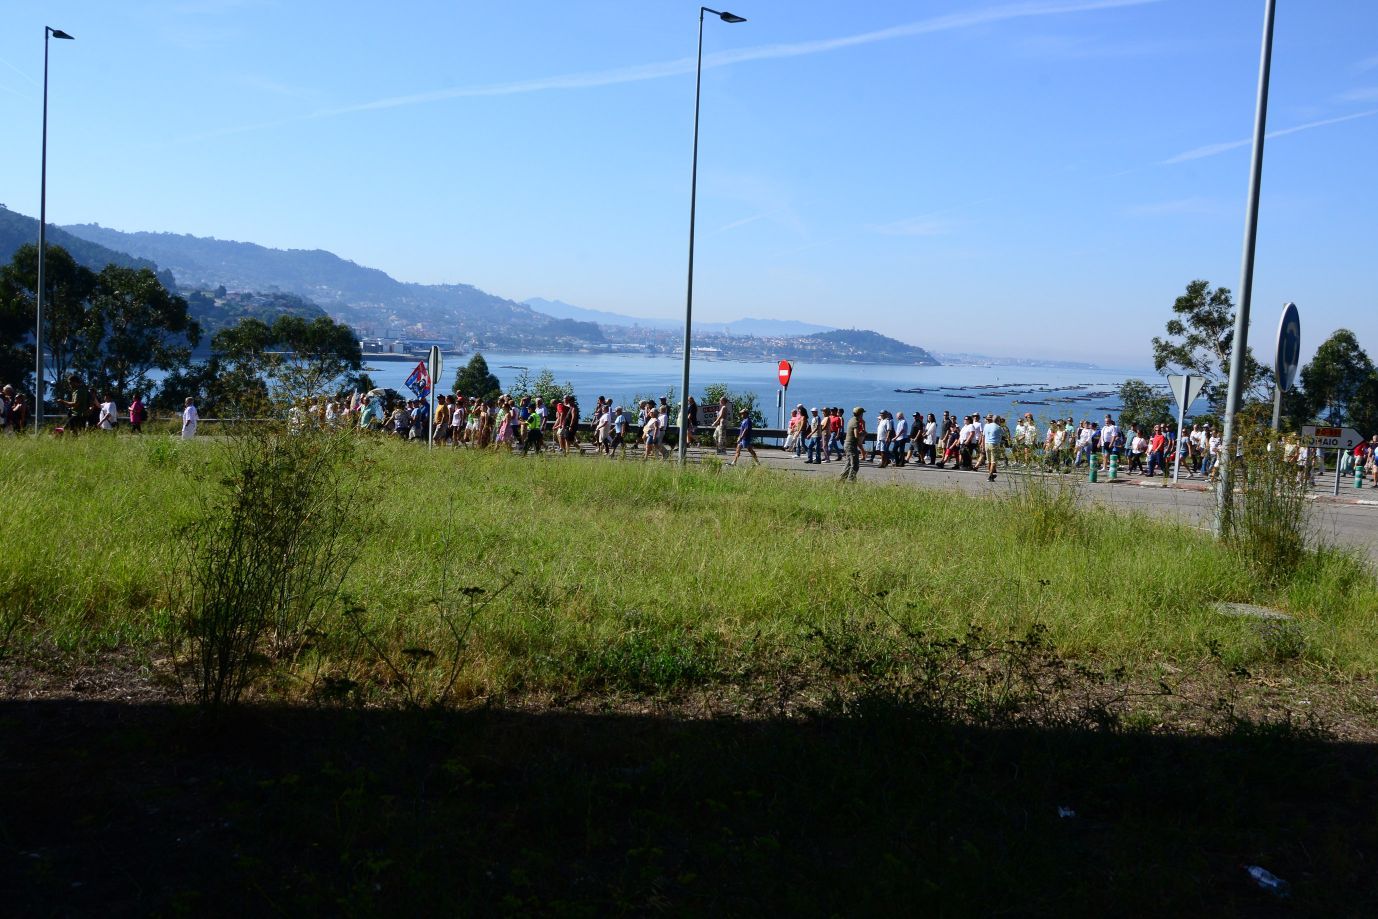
[368,352,1154,428]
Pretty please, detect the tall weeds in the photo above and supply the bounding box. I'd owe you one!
[1002,472,1087,545]
[168,427,365,708]
[1217,425,1312,585]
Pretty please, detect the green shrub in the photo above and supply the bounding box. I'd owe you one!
[1002,473,1086,545]
[167,427,364,707]
[1217,425,1311,585]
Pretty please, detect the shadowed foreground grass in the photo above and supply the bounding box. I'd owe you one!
[3,700,1374,914]
[2,434,1376,701]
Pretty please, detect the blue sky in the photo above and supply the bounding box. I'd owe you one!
[1,0,1375,367]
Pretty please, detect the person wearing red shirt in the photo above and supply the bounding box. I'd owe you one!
[1146,425,1168,477]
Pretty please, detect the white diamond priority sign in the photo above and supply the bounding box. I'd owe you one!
[1167,373,1208,483]
[1167,374,1207,411]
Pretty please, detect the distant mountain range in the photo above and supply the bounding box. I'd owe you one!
[932,351,1100,370]
[0,210,937,364]
[522,297,835,338]
[0,206,173,288]
[60,222,570,349]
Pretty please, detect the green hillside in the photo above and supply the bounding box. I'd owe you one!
[0,206,166,283]
[801,328,939,364]
[62,223,552,343]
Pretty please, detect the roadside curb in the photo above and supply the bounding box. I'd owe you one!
[756,451,1378,506]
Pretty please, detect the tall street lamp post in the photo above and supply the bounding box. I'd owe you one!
[678,7,746,465]
[35,25,75,433]
[1215,0,1275,535]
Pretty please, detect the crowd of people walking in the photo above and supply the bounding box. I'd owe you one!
[6,375,1376,488]
[0,374,155,436]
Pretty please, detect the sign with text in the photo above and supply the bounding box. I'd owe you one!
[777,360,793,388]
[1302,425,1362,451]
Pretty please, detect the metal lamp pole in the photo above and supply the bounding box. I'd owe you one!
[1215,0,1276,536]
[35,26,75,433]
[677,6,747,465]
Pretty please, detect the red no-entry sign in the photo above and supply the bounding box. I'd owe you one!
[778,360,793,388]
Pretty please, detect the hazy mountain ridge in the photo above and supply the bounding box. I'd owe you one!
[933,351,1100,370]
[62,223,554,345]
[54,221,937,364]
[0,207,171,287]
[523,297,679,331]
[522,297,834,338]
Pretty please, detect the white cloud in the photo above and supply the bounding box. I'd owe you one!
[1338,86,1378,103]
[235,74,321,101]
[182,0,1161,139]
[0,54,39,89]
[710,212,777,235]
[1353,55,1378,74]
[1014,32,1195,60]
[1162,109,1378,164]
[868,217,958,236]
[1124,197,1221,217]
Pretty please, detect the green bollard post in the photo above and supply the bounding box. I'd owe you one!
[1088,461,1098,483]
[1109,452,1119,481]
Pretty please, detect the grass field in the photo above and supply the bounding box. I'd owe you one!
[2,433,1376,700]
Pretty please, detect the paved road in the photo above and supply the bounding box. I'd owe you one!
[709,446,1378,564]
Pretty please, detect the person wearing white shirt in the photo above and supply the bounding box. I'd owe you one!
[711,397,732,455]
[1014,413,1038,467]
[1204,432,1222,479]
[893,412,910,466]
[874,411,893,467]
[181,397,199,438]
[923,414,938,465]
[594,409,612,455]
[1129,429,1149,474]
[1189,425,1207,475]
[957,416,978,470]
[641,408,662,459]
[98,394,118,431]
[1074,422,1094,467]
[1099,416,1119,471]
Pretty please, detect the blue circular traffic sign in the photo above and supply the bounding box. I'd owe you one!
[1275,302,1300,393]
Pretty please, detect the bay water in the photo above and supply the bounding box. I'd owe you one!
[369,351,1152,428]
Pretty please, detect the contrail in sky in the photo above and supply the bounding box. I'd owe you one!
[1163,109,1378,164]
[179,0,1158,141]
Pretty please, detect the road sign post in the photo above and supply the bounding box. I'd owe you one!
[1272,302,1300,431]
[1168,373,1207,483]
[1302,425,1361,497]
[777,360,793,438]
[1215,0,1277,539]
[427,346,442,449]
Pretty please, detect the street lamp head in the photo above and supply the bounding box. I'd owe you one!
[718,11,747,23]
[48,28,75,40]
